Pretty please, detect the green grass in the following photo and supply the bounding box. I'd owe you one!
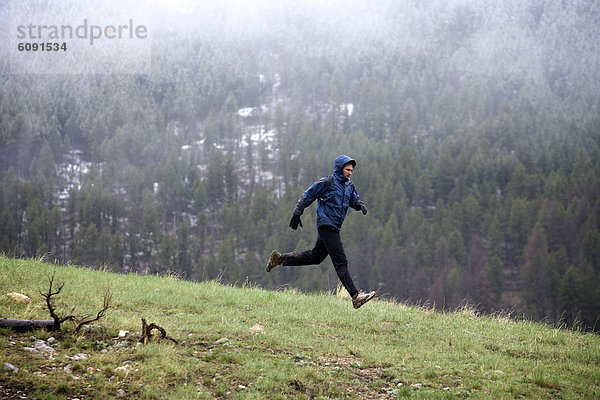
[1,255,599,399]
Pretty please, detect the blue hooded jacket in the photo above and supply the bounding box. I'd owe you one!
[293,155,364,231]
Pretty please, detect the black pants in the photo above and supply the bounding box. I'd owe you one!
[282,225,358,297]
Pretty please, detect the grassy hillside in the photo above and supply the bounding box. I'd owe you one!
[1,256,599,399]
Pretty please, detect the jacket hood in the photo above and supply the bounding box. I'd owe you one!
[333,155,356,177]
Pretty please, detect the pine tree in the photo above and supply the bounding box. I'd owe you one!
[177,220,192,277]
[558,266,587,327]
[581,229,600,274]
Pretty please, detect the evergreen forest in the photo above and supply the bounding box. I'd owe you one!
[1,0,599,330]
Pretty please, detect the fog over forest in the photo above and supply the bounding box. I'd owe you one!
[1,0,599,329]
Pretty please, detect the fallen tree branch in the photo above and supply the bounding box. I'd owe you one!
[0,318,56,332]
[140,318,178,344]
[74,289,113,333]
[40,271,75,330]
[2,272,111,332]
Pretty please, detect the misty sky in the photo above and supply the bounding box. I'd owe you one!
[1,0,598,106]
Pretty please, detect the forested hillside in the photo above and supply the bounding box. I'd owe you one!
[1,0,599,329]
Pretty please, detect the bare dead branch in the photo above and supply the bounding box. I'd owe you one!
[140,318,178,344]
[33,272,109,332]
[0,318,55,332]
[39,271,74,330]
[74,289,113,333]
[5,274,112,333]
[40,271,59,322]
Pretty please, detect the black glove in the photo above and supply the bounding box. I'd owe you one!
[360,203,368,215]
[355,201,368,215]
[289,214,303,230]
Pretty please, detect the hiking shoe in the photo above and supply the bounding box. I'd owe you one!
[352,291,376,309]
[266,250,282,272]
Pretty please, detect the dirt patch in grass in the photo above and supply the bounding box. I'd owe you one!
[0,377,40,400]
[319,353,392,399]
